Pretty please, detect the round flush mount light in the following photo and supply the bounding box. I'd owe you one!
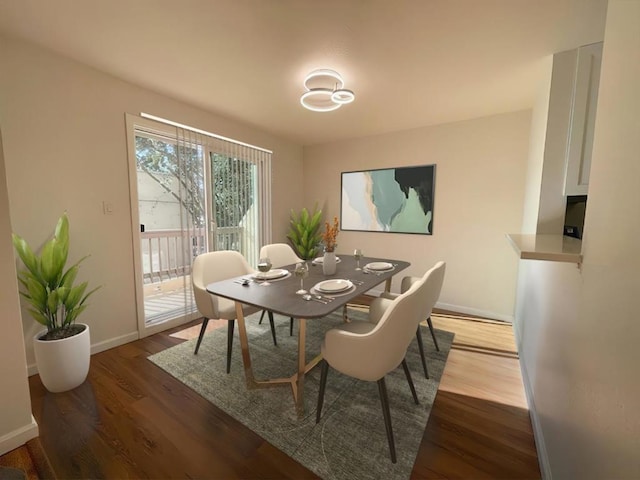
[301,69,355,112]
[331,88,355,104]
[300,89,342,112]
[304,69,344,90]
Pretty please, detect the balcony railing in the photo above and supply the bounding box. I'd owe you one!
[141,227,244,283]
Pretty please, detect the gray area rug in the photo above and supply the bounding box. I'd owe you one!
[149,309,454,480]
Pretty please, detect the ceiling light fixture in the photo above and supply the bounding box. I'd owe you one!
[300,69,355,112]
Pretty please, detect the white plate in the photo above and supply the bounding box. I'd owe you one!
[313,256,341,264]
[315,279,353,293]
[364,262,394,271]
[253,268,288,280]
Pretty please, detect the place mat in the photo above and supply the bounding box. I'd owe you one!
[310,285,356,297]
[252,271,292,283]
[312,256,342,265]
[363,266,395,275]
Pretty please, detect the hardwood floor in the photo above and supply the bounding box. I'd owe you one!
[27,306,541,479]
[0,438,55,480]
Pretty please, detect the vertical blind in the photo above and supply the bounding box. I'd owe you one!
[207,136,272,266]
[136,114,272,265]
[167,119,272,267]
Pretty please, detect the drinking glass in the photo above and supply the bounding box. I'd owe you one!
[257,257,273,286]
[294,262,309,295]
[354,248,363,270]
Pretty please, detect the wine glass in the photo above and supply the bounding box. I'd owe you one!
[294,262,309,295]
[354,248,363,270]
[257,257,273,286]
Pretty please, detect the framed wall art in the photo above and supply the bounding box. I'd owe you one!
[341,164,436,234]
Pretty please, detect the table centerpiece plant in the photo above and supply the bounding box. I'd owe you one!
[287,205,323,260]
[12,212,100,392]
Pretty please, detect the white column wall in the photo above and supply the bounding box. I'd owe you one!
[515,1,640,477]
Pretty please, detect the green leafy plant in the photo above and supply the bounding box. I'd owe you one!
[12,213,100,340]
[287,205,323,260]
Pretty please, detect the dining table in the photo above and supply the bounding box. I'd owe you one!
[205,254,410,417]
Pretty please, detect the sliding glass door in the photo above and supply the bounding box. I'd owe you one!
[127,114,271,336]
[134,130,204,327]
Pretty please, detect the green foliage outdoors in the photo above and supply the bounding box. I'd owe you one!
[12,213,100,335]
[211,153,254,228]
[136,136,205,227]
[287,206,323,260]
[135,136,255,230]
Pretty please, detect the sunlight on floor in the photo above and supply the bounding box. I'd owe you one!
[432,314,529,410]
[169,319,226,340]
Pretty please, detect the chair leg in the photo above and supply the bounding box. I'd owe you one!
[289,317,294,336]
[258,310,266,324]
[316,360,329,424]
[427,316,440,351]
[415,326,430,379]
[194,317,210,354]
[401,359,419,405]
[226,320,235,374]
[268,311,277,346]
[377,377,397,464]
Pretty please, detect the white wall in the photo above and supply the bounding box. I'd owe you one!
[304,111,531,320]
[521,56,552,235]
[0,36,304,368]
[536,49,579,235]
[0,128,38,454]
[515,1,640,477]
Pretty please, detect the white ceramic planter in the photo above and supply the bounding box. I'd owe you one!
[33,324,91,393]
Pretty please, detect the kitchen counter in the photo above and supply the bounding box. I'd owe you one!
[506,234,582,264]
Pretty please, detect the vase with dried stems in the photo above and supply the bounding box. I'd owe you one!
[321,216,339,275]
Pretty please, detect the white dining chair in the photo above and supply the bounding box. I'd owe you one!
[376,261,446,379]
[258,243,302,335]
[316,262,443,463]
[191,250,278,373]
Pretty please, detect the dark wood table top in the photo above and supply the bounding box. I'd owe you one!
[206,255,410,319]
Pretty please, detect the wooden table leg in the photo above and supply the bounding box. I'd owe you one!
[234,302,256,386]
[294,318,306,417]
[234,303,320,418]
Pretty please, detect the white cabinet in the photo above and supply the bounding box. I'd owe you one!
[564,42,603,196]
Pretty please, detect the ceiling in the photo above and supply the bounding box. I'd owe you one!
[0,0,607,146]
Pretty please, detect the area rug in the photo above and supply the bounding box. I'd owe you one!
[149,310,454,480]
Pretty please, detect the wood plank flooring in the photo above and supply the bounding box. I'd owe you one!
[26,306,541,479]
[0,438,57,480]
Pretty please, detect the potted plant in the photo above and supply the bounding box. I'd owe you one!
[287,205,323,260]
[12,212,100,392]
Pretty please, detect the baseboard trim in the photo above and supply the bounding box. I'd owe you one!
[0,415,39,456]
[27,331,140,376]
[514,328,551,480]
[367,288,514,322]
[436,302,513,322]
[91,331,140,355]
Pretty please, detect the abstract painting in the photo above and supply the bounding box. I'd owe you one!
[341,165,436,234]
